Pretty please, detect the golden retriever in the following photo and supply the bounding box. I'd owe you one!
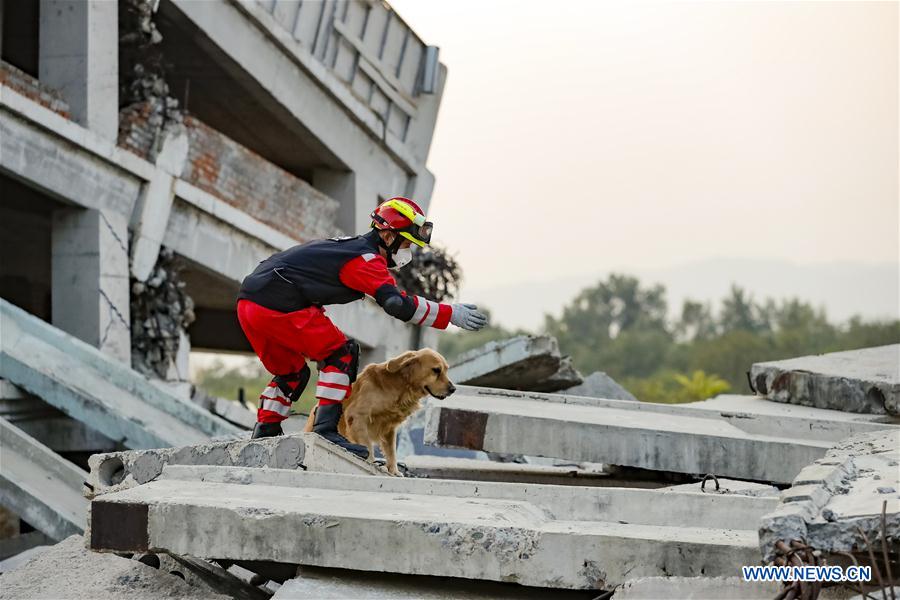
[304,348,455,475]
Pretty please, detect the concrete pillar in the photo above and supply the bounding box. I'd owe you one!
[51,208,131,363]
[312,169,358,235]
[38,0,117,140]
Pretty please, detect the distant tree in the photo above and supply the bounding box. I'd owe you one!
[673,370,731,402]
[543,274,670,376]
[676,300,718,342]
[719,285,768,334]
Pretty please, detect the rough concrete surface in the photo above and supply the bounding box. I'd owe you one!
[89,476,761,589]
[0,417,87,540]
[424,390,834,483]
[275,566,595,599]
[1,299,240,449]
[403,455,615,486]
[461,387,898,444]
[87,432,381,496]
[157,465,778,529]
[449,336,583,392]
[614,576,781,599]
[750,344,900,414]
[0,535,229,599]
[759,428,900,561]
[563,371,637,402]
[0,545,50,575]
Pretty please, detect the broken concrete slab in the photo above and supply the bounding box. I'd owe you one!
[424,390,836,483]
[749,344,900,415]
[89,475,761,589]
[157,466,778,530]
[0,417,86,540]
[614,576,780,599]
[0,299,241,449]
[758,428,900,561]
[274,566,593,599]
[0,382,118,452]
[662,478,780,498]
[464,387,898,444]
[0,535,229,600]
[87,432,382,496]
[563,371,637,402]
[191,387,256,429]
[448,336,582,392]
[403,455,615,487]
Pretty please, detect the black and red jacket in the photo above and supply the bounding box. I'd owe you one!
[238,230,452,329]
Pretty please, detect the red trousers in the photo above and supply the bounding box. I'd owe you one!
[237,299,351,423]
[237,299,346,374]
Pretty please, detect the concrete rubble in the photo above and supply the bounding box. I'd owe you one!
[273,566,591,599]
[613,576,780,599]
[758,428,900,561]
[88,465,766,589]
[424,387,900,484]
[562,370,638,401]
[1,379,117,453]
[0,534,241,599]
[0,417,87,541]
[750,344,900,415]
[448,336,583,392]
[1,299,241,449]
[87,432,383,496]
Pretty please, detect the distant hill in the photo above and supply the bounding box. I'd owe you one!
[463,259,900,331]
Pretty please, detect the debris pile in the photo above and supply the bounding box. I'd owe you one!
[448,335,583,392]
[3,334,900,597]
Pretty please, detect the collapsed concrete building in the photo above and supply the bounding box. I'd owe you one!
[1,0,444,566]
[1,0,446,392]
[1,1,899,598]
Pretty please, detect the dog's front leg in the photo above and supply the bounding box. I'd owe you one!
[382,429,400,476]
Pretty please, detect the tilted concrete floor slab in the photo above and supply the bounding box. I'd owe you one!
[0,417,86,540]
[0,299,240,449]
[759,428,900,561]
[424,391,831,483]
[449,336,582,392]
[87,433,382,496]
[749,344,900,414]
[88,474,762,590]
[424,388,900,483]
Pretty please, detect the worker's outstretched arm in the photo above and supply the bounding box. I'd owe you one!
[339,253,487,331]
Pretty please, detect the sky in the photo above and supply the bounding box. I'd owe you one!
[390,0,899,330]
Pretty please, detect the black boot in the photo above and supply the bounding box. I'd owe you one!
[312,403,368,459]
[251,421,283,439]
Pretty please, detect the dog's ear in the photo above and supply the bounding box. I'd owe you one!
[386,351,419,373]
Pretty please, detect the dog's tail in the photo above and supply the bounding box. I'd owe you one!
[302,406,317,432]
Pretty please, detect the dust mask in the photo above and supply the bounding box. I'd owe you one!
[390,247,413,270]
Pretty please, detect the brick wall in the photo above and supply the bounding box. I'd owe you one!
[118,102,342,242]
[0,61,70,118]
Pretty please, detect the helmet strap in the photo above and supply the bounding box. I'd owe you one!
[376,230,405,268]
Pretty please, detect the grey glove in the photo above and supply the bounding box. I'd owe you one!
[450,303,488,331]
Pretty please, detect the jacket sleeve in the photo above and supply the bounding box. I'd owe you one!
[339,254,452,329]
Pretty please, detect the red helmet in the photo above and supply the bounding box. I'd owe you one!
[370,197,432,246]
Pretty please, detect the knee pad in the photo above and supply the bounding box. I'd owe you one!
[272,364,311,403]
[322,338,360,383]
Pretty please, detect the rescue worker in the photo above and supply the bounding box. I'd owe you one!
[236,197,487,458]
